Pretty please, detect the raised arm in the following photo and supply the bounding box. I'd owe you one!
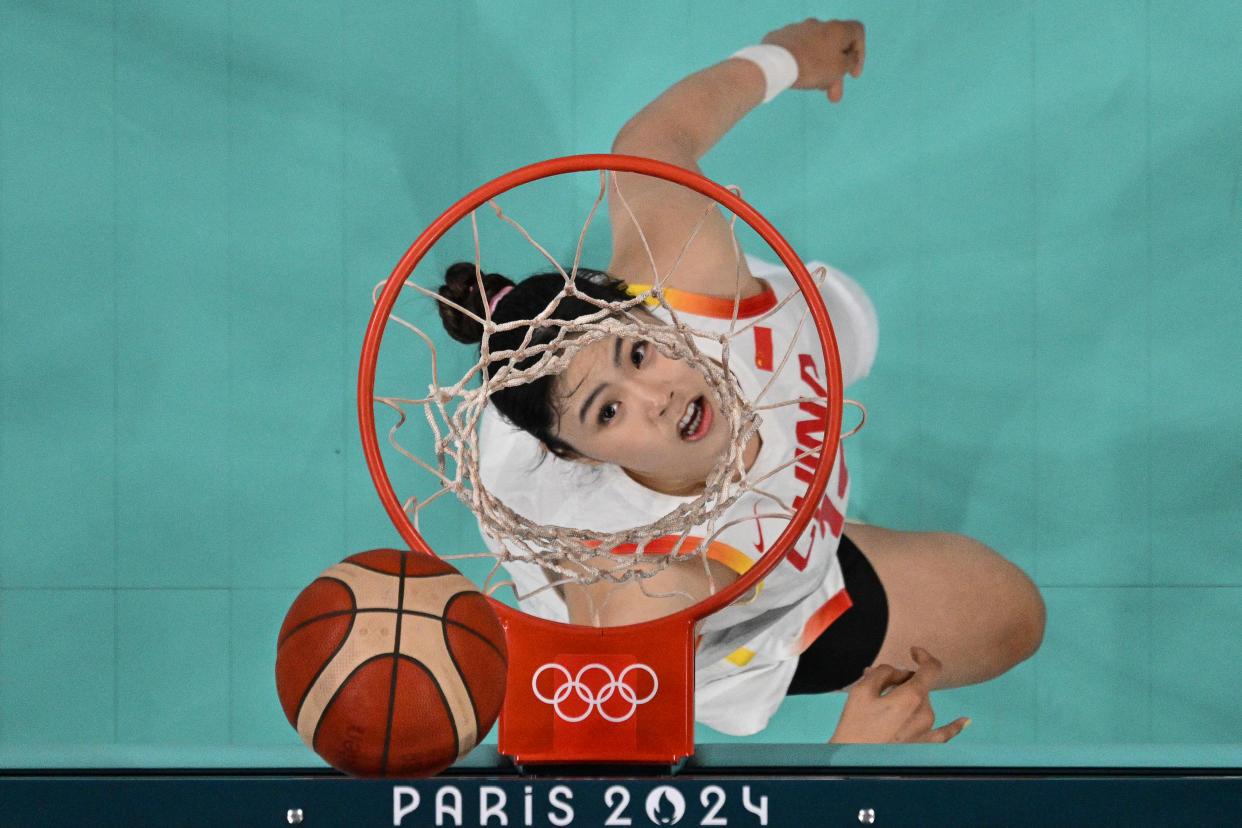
[606,19,865,298]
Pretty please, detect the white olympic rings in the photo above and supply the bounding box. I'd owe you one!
[531,662,659,723]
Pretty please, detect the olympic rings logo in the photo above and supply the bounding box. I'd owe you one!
[531,662,659,723]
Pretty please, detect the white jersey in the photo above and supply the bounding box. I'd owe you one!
[478,256,878,735]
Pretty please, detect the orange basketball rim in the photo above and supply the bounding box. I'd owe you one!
[358,154,844,766]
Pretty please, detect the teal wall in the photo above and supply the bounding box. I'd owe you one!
[1,0,1239,767]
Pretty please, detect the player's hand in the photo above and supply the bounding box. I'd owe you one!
[761,18,865,103]
[828,648,971,743]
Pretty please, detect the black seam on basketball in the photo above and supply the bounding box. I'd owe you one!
[442,599,482,736]
[281,605,499,648]
[395,652,461,760]
[381,554,409,774]
[278,577,357,648]
[442,593,507,661]
[344,559,453,578]
[300,609,356,742]
[441,618,506,661]
[279,609,360,645]
[310,652,390,753]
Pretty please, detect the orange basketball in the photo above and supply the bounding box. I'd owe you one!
[276,549,508,777]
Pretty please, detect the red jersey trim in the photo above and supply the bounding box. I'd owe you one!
[796,589,854,653]
[626,281,779,320]
[592,535,755,575]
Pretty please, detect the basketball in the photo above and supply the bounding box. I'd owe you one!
[275,549,508,777]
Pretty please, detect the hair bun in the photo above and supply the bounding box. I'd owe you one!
[438,262,515,344]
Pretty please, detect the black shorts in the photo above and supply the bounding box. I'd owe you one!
[786,533,889,695]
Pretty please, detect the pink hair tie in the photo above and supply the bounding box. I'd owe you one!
[488,285,515,315]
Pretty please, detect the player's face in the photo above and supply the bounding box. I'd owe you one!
[552,335,730,496]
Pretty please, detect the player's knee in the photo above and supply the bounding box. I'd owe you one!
[1011,578,1046,663]
[951,532,1046,669]
[983,543,1045,667]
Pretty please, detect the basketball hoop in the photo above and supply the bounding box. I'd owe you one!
[358,154,844,766]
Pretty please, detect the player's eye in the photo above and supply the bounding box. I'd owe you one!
[598,402,619,424]
[631,341,648,368]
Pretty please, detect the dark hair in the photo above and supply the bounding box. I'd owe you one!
[438,261,632,458]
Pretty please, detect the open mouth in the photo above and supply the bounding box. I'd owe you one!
[677,396,712,441]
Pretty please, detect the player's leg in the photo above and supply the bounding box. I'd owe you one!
[846,522,1045,689]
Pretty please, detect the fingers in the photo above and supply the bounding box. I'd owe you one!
[825,19,865,82]
[823,19,864,68]
[857,663,914,693]
[906,646,944,690]
[926,717,972,744]
[864,649,970,743]
[844,21,865,77]
[820,19,864,102]
[901,650,966,742]
[861,647,942,692]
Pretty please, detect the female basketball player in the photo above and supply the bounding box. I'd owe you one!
[438,18,1045,743]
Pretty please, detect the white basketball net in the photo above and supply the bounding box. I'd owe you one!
[372,170,846,608]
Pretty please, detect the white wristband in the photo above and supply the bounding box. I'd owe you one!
[730,44,799,103]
